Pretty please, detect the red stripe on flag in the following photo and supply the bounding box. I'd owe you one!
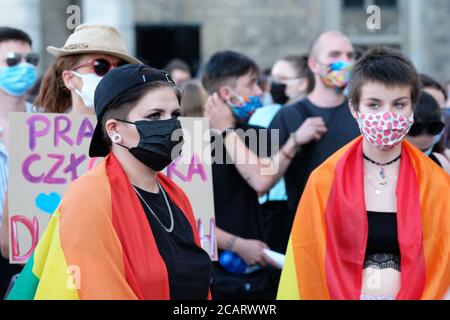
[395,144,426,299]
[325,139,367,299]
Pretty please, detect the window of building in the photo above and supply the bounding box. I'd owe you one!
[343,0,397,10]
[343,0,364,8]
[135,24,201,75]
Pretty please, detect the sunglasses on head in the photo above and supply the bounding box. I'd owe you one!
[408,121,445,136]
[72,58,126,77]
[5,52,39,67]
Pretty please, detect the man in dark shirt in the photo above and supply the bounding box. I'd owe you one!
[270,31,360,213]
[202,51,281,299]
[204,31,360,252]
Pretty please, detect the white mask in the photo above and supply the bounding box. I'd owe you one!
[72,71,102,109]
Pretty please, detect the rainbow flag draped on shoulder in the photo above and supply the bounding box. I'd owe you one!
[8,153,209,300]
[278,137,450,300]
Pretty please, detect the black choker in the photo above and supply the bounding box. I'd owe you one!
[363,153,401,166]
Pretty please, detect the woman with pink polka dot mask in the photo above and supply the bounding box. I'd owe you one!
[355,110,414,151]
[278,47,450,301]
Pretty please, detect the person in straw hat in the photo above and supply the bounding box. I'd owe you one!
[34,23,141,114]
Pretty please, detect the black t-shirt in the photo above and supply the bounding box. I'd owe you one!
[269,98,360,214]
[211,122,267,241]
[135,186,212,300]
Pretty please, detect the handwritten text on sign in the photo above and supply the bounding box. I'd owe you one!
[8,113,216,263]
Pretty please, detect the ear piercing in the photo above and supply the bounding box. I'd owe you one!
[111,134,122,143]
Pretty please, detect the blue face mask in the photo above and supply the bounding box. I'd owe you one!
[228,94,262,121]
[0,63,37,96]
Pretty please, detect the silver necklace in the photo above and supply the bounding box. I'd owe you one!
[366,166,399,187]
[365,169,398,195]
[363,153,401,180]
[133,181,174,233]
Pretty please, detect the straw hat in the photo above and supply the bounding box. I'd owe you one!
[47,23,141,64]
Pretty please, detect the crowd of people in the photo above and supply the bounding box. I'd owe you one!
[0,22,449,300]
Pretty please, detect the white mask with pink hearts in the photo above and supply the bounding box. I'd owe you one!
[356,111,414,151]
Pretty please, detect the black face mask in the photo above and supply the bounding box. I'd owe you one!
[117,117,184,171]
[270,81,289,105]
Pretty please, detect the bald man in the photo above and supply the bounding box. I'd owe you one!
[308,30,355,104]
[204,31,361,255]
[267,30,360,215]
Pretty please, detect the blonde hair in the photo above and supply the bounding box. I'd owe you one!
[180,80,207,117]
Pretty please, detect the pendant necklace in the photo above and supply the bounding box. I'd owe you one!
[363,153,401,180]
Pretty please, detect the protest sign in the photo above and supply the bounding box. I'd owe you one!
[8,113,216,263]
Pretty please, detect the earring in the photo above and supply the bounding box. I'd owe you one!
[111,134,122,143]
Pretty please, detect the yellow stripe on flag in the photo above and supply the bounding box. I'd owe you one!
[32,210,79,300]
[277,238,301,300]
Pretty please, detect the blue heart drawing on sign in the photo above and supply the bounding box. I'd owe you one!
[35,192,61,214]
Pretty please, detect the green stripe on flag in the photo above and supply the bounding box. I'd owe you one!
[7,254,39,300]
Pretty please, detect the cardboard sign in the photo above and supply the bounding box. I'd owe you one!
[8,113,216,263]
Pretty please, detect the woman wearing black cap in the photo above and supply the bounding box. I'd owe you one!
[8,64,212,300]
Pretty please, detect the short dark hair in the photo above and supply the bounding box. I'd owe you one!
[348,46,421,110]
[420,74,447,100]
[101,81,182,147]
[164,59,191,74]
[201,50,260,94]
[0,27,32,46]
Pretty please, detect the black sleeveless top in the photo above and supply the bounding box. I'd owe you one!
[135,186,212,299]
[364,211,401,271]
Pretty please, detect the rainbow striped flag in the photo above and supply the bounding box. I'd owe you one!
[8,153,209,299]
[278,137,450,300]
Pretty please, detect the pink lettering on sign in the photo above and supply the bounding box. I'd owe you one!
[26,115,94,150]
[167,154,208,182]
[10,215,39,264]
[27,115,50,151]
[22,153,90,184]
[197,218,217,260]
[54,115,74,147]
[63,154,87,182]
[44,154,66,184]
[21,154,44,183]
[77,117,95,145]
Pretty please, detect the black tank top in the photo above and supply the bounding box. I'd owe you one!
[365,211,400,257]
[135,186,212,299]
